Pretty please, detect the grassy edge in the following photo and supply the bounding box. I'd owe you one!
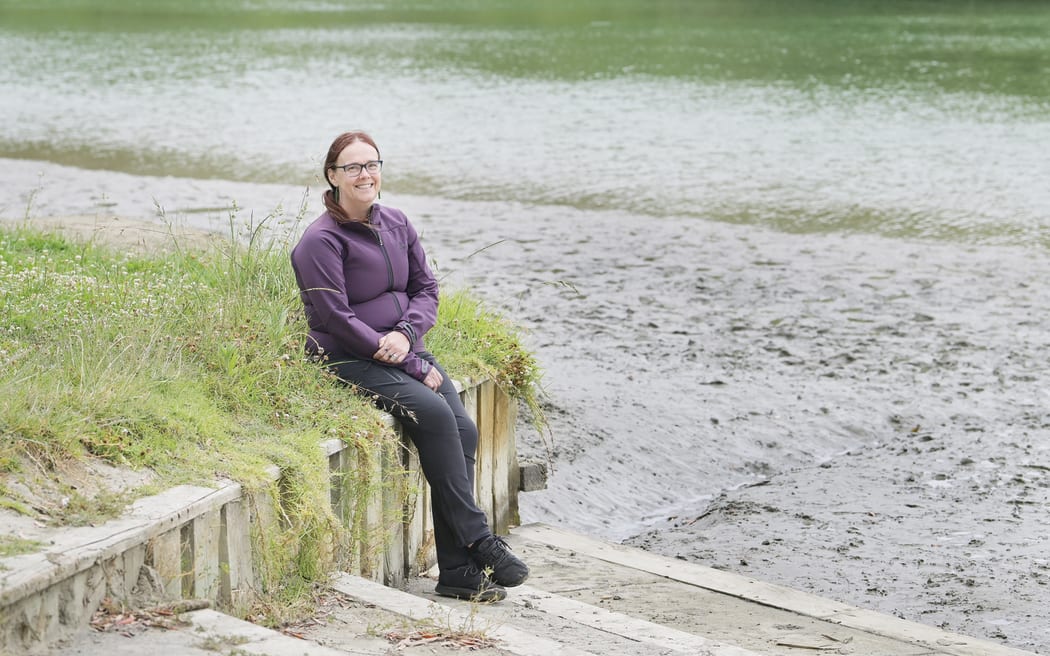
[0,213,542,625]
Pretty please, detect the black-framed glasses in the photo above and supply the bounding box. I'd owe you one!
[330,160,382,176]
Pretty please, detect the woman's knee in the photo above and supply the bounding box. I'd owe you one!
[394,389,455,426]
[456,417,479,456]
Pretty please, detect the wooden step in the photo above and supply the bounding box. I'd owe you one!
[505,523,1037,656]
[43,523,1039,656]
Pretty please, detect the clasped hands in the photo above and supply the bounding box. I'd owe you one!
[374,331,443,390]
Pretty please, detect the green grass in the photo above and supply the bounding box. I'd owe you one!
[0,211,540,619]
[429,288,543,407]
[0,535,43,558]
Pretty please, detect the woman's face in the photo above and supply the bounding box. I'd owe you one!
[330,140,381,208]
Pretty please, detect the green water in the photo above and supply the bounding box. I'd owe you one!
[1,0,1048,243]
[5,0,1047,92]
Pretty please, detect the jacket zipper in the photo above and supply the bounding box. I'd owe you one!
[372,227,403,315]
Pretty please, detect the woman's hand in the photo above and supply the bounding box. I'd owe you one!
[422,366,444,391]
[374,331,410,364]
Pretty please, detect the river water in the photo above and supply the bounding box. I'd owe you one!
[3,0,1049,243]
[3,1,1050,651]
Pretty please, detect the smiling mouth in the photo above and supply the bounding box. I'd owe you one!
[355,183,374,190]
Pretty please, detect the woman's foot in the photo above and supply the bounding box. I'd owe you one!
[469,535,530,587]
[435,563,507,602]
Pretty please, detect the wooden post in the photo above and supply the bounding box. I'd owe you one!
[328,449,343,519]
[492,385,518,533]
[192,509,222,601]
[461,383,480,500]
[475,381,496,527]
[219,499,253,613]
[149,528,183,598]
[382,438,406,587]
[357,443,385,583]
[120,544,146,601]
[247,484,277,591]
[402,441,433,576]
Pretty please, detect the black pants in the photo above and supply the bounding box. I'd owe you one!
[329,352,490,572]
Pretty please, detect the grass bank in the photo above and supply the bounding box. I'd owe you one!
[0,213,540,621]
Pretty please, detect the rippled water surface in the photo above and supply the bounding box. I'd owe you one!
[2,0,1049,245]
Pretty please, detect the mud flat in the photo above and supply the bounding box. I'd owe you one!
[405,196,1050,654]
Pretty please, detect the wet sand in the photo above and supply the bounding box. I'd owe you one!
[3,161,1048,652]
[401,197,1050,653]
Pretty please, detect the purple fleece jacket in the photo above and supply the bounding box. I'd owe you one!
[290,204,439,382]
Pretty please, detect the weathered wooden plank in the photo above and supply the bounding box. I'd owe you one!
[341,467,363,578]
[419,484,436,574]
[192,509,222,600]
[246,485,277,591]
[8,589,44,647]
[0,483,248,610]
[330,573,595,656]
[518,458,549,492]
[219,499,253,613]
[511,584,763,655]
[37,578,61,644]
[120,544,146,601]
[514,523,1036,656]
[401,441,427,576]
[186,608,350,656]
[357,443,385,583]
[319,437,344,458]
[514,523,855,617]
[328,449,343,513]
[460,383,480,498]
[0,519,141,609]
[149,528,183,598]
[381,441,406,587]
[325,439,360,575]
[492,385,518,533]
[475,380,496,527]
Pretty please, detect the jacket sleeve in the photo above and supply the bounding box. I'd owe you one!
[292,231,384,358]
[399,219,439,343]
[399,352,433,382]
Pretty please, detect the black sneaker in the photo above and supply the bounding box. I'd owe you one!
[469,535,530,587]
[434,563,507,602]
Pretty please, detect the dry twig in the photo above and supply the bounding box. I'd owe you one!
[385,628,500,651]
[88,597,209,636]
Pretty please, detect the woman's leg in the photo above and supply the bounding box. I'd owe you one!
[416,354,529,588]
[327,356,490,572]
[420,356,489,571]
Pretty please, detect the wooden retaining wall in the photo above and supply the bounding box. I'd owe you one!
[0,379,519,656]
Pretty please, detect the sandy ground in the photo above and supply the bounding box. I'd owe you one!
[3,164,1048,652]
[395,196,1050,654]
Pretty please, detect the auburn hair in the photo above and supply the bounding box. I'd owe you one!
[322,131,381,223]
